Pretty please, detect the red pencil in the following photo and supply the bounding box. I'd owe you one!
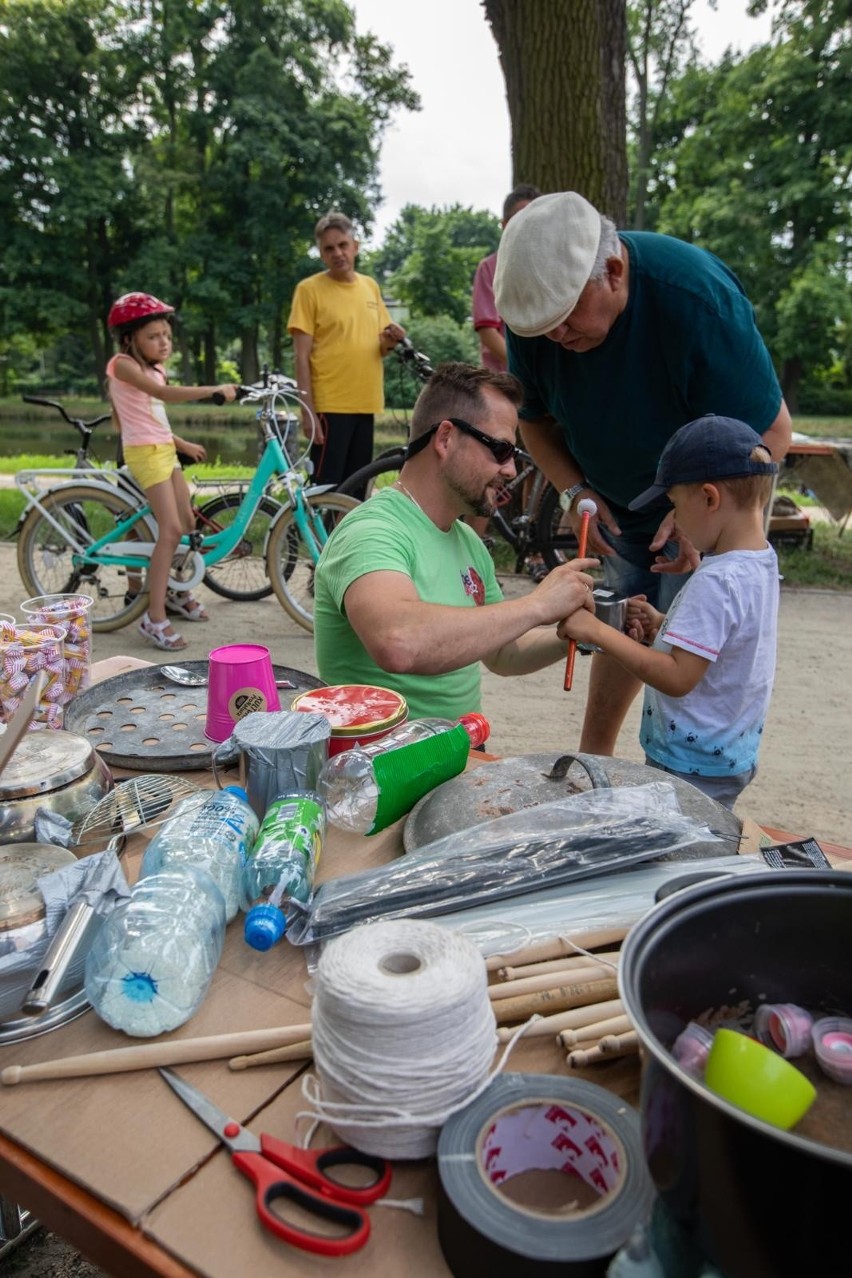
[563,498,598,692]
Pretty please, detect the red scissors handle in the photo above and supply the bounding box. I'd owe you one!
[232,1151,371,1257]
[260,1134,392,1206]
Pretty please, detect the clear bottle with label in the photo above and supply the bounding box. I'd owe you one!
[140,785,258,921]
[318,713,490,834]
[84,866,226,1036]
[242,791,326,951]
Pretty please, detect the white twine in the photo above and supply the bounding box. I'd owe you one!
[296,919,525,1160]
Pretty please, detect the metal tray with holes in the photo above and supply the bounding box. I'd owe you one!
[65,662,326,771]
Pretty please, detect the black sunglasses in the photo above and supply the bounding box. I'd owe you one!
[406,417,522,465]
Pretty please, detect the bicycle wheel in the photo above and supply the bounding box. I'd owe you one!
[536,482,580,571]
[336,449,406,500]
[266,492,360,632]
[16,484,155,632]
[196,491,281,601]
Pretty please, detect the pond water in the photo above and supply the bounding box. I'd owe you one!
[0,419,267,468]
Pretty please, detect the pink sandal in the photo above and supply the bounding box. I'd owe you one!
[138,612,187,651]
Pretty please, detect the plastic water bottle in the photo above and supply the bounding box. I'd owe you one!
[139,785,258,922]
[242,791,326,951]
[84,866,226,1037]
[318,713,490,834]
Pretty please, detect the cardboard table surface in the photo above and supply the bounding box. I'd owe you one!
[0,656,849,1276]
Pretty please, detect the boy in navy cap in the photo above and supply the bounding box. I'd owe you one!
[559,415,779,809]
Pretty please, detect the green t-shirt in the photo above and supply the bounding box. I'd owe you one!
[313,488,503,719]
[507,231,783,535]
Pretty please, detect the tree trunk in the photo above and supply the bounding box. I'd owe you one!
[781,355,803,416]
[241,331,260,385]
[483,0,628,223]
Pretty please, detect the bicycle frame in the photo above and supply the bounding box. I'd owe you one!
[15,390,338,579]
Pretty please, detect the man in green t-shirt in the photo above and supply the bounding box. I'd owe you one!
[494,191,792,756]
[313,363,598,720]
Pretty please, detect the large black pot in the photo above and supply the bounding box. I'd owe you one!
[619,869,852,1277]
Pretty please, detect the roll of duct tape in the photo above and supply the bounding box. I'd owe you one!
[437,1072,654,1276]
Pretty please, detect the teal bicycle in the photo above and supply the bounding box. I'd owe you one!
[15,374,359,633]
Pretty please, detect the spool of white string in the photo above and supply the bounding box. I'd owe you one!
[307,919,497,1159]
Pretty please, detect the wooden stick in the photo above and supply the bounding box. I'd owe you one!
[488,961,617,1001]
[558,1015,632,1050]
[567,1035,640,1069]
[485,927,630,972]
[600,1031,639,1055]
[499,950,622,981]
[497,998,624,1043]
[492,977,620,1026]
[1,1022,313,1086]
[563,500,595,691]
[229,1040,313,1070]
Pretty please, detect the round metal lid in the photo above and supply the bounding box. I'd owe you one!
[290,685,408,735]
[0,843,77,930]
[0,729,97,801]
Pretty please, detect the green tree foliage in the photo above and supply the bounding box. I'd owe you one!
[383,314,480,409]
[365,204,500,325]
[0,0,418,388]
[644,1,852,410]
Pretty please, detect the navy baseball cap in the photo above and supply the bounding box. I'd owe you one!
[628,415,778,510]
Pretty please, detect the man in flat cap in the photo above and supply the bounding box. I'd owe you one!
[494,191,791,757]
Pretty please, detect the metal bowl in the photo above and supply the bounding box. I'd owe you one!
[0,729,113,845]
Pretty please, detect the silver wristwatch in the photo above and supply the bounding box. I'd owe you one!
[559,482,587,513]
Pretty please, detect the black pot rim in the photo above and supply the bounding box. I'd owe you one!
[618,867,852,1167]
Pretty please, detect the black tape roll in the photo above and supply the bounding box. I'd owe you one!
[437,1073,653,1277]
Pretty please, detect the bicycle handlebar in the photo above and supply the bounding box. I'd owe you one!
[22,395,112,430]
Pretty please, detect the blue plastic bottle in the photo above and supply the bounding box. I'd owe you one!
[140,785,258,922]
[84,865,226,1036]
[242,791,326,950]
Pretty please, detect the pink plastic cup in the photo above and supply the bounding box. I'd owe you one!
[205,644,281,742]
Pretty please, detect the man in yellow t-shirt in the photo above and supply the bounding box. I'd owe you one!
[287,211,406,491]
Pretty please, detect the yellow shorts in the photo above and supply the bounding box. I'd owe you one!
[123,442,179,490]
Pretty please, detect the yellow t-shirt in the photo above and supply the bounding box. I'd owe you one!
[287,272,391,414]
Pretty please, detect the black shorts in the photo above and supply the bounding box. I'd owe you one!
[311,413,374,490]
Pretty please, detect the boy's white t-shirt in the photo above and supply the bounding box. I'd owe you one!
[640,546,779,777]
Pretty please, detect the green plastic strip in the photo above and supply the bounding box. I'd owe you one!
[369,723,471,834]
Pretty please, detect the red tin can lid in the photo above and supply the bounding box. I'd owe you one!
[290,685,408,736]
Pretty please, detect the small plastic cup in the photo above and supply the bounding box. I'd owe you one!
[672,1021,715,1078]
[20,594,94,704]
[0,623,67,730]
[754,1003,813,1058]
[205,644,281,743]
[704,1027,816,1130]
[811,1017,852,1085]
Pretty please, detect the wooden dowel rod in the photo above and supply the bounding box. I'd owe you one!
[558,1015,632,1049]
[567,1036,640,1069]
[485,927,630,972]
[499,950,622,981]
[492,978,620,1026]
[600,1031,639,1055]
[1,1023,313,1086]
[489,961,617,1001]
[229,1040,313,1070]
[497,998,624,1043]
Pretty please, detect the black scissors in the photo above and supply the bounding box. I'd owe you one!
[159,1068,391,1256]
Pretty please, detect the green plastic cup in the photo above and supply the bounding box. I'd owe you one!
[704,1028,817,1130]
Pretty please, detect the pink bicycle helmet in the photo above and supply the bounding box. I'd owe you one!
[108,292,175,329]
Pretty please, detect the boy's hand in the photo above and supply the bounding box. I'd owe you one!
[626,594,663,643]
[557,606,599,645]
[649,511,700,573]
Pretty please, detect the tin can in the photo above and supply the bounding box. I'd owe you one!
[290,685,408,756]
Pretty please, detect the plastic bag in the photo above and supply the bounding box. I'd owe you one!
[287,782,721,946]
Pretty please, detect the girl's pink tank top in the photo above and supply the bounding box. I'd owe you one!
[107,355,173,445]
